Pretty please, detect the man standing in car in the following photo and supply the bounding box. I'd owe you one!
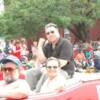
[38,23,75,78]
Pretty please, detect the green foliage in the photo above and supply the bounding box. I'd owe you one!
[0,0,99,40]
[96,0,100,18]
[67,0,99,41]
[0,0,71,38]
[69,0,97,25]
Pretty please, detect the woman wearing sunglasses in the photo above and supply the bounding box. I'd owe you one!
[40,57,67,93]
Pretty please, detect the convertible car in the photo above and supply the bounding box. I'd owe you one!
[27,73,100,100]
[1,73,100,100]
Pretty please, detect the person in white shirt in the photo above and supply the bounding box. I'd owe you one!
[0,55,30,99]
[40,57,67,93]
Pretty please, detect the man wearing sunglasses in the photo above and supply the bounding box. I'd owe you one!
[0,55,30,99]
[38,23,75,78]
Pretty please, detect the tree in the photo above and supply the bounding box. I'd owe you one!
[68,0,99,41]
[0,0,100,40]
[0,0,70,38]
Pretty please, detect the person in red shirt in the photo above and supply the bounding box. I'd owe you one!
[11,41,21,59]
[0,70,3,80]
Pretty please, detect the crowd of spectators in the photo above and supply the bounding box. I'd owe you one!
[73,40,100,72]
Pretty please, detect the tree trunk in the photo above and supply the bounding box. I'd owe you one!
[68,22,91,42]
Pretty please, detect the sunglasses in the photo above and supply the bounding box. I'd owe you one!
[46,66,58,69]
[46,30,55,35]
[2,67,16,72]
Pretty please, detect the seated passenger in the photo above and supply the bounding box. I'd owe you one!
[0,55,30,99]
[40,57,67,93]
[25,56,68,92]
